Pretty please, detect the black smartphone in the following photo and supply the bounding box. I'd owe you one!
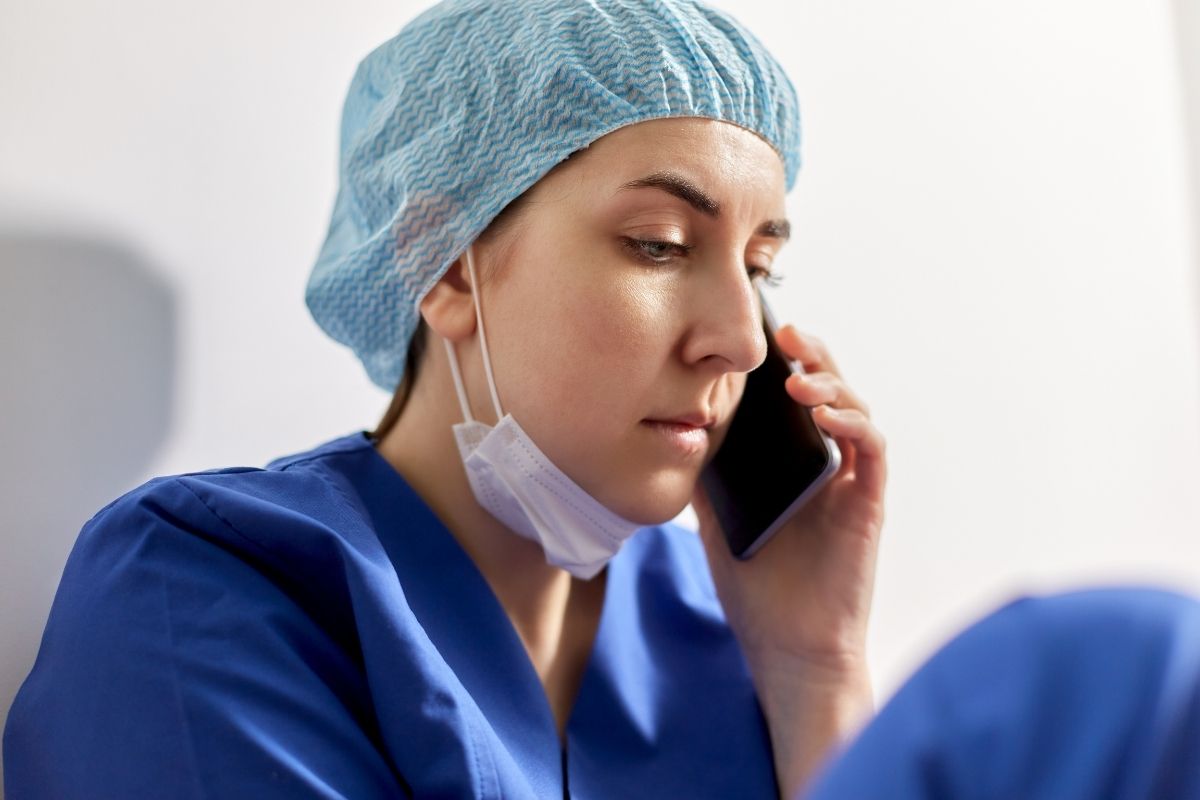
[699,290,842,558]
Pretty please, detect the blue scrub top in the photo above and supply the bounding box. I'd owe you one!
[4,431,778,798]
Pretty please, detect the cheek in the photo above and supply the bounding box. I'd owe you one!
[705,372,748,456]
[555,276,667,390]
[508,273,670,439]
[571,281,659,355]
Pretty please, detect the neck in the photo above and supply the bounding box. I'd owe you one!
[373,339,606,731]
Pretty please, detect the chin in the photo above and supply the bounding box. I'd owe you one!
[606,471,697,526]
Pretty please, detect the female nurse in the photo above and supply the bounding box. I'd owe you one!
[3,1,886,798]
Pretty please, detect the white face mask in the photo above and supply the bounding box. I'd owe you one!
[440,244,644,580]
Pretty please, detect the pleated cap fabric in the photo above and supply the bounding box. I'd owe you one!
[306,0,802,392]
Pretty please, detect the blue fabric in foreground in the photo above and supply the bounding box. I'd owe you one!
[803,587,1200,800]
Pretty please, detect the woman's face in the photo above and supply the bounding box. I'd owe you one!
[469,116,790,525]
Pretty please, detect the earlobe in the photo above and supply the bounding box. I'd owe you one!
[418,255,477,343]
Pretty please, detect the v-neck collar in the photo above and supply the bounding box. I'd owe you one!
[351,431,624,789]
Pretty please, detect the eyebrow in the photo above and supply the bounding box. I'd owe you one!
[616,171,791,242]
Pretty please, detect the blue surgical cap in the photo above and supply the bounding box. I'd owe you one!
[306,0,802,393]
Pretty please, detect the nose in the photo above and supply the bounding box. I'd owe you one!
[679,253,768,374]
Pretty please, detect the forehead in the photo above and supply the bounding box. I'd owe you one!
[542,117,787,215]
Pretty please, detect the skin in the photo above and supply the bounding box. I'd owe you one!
[375,116,887,799]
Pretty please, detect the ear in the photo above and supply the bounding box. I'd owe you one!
[418,253,477,343]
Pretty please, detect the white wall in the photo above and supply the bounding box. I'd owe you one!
[1176,0,1200,312]
[3,0,1199,786]
[764,0,1200,697]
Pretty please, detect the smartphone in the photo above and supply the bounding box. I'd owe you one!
[699,289,842,559]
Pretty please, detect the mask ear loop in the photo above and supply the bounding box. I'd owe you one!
[442,243,505,424]
[444,338,475,423]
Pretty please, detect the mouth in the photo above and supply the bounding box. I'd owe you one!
[642,411,718,429]
[640,413,716,457]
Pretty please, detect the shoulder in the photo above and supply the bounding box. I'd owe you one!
[56,431,396,649]
[6,433,409,797]
[82,432,382,567]
[22,430,393,708]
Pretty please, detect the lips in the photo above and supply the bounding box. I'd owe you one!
[643,411,717,429]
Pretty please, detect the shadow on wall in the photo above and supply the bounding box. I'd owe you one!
[0,230,176,787]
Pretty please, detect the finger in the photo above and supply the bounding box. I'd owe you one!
[774,325,842,378]
[833,430,857,480]
[811,406,887,498]
[784,372,871,418]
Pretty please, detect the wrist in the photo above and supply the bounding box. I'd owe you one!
[755,659,874,735]
[748,655,874,800]
[747,646,873,702]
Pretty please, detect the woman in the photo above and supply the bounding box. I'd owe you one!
[3,1,886,797]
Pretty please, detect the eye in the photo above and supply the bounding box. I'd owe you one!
[621,237,693,265]
[749,265,785,288]
[622,237,786,287]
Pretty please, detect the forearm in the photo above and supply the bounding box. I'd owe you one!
[754,661,875,800]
